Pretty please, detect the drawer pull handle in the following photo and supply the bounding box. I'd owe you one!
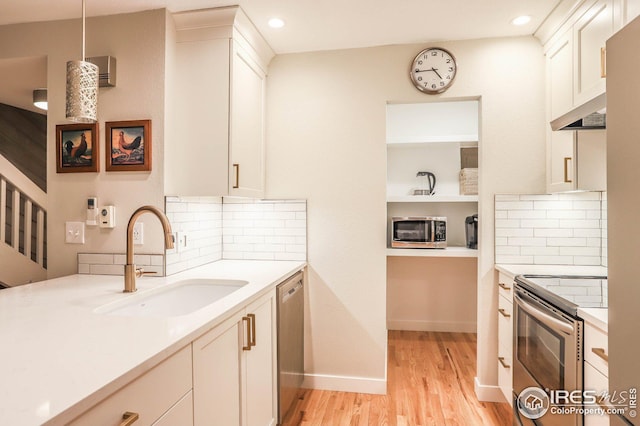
[498,357,510,369]
[498,282,511,291]
[233,163,240,189]
[242,316,252,351]
[564,157,573,183]
[498,308,511,318]
[592,347,609,362]
[600,47,606,78]
[248,313,256,347]
[121,412,139,426]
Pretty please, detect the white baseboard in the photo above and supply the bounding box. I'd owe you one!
[302,373,387,395]
[387,319,477,333]
[474,377,509,403]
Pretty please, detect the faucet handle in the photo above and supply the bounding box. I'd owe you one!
[135,268,157,278]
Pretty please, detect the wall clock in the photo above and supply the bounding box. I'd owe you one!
[410,47,457,94]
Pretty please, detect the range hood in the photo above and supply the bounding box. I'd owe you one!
[550,92,606,130]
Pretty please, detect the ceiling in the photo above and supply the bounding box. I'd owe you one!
[1,0,563,54]
[0,0,563,114]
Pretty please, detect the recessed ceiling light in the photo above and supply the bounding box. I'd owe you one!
[268,18,285,29]
[512,15,531,26]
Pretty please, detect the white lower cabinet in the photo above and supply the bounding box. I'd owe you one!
[584,321,610,426]
[193,290,276,426]
[69,345,193,426]
[497,272,514,406]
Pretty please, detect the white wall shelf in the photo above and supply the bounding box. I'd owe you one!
[387,247,478,258]
[387,137,478,146]
[387,195,478,203]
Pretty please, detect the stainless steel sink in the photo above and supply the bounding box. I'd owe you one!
[95,279,248,317]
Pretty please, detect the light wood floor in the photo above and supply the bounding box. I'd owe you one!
[283,331,512,426]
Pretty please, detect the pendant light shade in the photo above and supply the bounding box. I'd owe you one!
[66,60,98,122]
[65,0,98,123]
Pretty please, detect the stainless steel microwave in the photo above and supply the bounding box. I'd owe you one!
[391,216,447,248]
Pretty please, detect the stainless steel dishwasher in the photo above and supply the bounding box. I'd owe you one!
[277,271,304,425]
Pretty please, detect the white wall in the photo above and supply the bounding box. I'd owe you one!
[0,10,169,279]
[266,37,546,395]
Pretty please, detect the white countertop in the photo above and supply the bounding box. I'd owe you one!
[495,263,608,278]
[0,260,305,426]
[578,307,608,332]
[495,263,608,328]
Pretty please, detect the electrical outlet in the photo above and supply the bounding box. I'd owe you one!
[133,222,144,245]
[174,231,188,252]
[65,222,85,244]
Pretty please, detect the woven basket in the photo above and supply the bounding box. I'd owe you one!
[459,168,478,195]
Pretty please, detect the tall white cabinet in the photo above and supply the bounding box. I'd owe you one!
[168,7,274,198]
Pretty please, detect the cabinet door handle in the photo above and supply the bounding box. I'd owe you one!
[248,313,256,347]
[563,157,573,183]
[242,316,252,351]
[592,347,609,362]
[233,163,240,189]
[498,308,511,318]
[120,412,139,426]
[498,357,510,369]
[498,282,511,291]
[600,47,606,78]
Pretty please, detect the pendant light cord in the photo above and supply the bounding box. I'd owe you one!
[82,0,86,60]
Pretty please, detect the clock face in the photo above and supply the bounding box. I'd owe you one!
[410,48,457,94]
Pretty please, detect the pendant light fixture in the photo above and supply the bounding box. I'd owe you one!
[65,0,98,123]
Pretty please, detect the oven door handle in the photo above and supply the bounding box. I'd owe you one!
[514,293,575,336]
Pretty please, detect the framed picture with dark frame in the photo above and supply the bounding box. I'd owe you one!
[55,123,99,173]
[105,119,152,172]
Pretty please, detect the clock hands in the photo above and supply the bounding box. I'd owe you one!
[414,67,443,79]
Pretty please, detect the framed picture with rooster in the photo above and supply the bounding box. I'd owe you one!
[55,123,99,173]
[105,120,151,172]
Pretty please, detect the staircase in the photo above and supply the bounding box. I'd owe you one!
[0,154,47,286]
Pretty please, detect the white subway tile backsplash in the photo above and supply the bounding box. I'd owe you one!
[507,210,547,219]
[78,252,165,276]
[221,199,307,261]
[495,228,534,237]
[533,228,573,238]
[495,201,534,210]
[520,219,560,228]
[495,192,606,266]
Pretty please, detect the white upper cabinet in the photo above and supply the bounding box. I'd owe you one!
[547,129,607,193]
[574,0,615,106]
[167,6,274,197]
[547,29,574,121]
[229,40,266,198]
[545,0,618,122]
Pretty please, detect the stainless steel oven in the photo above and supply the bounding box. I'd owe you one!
[513,278,584,426]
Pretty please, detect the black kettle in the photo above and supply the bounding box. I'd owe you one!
[465,214,478,249]
[414,171,436,195]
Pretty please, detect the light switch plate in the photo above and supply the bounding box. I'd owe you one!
[133,222,144,245]
[65,222,85,244]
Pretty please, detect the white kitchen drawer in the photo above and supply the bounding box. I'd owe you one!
[153,390,194,426]
[69,345,193,426]
[585,322,609,376]
[497,291,513,406]
[498,273,514,302]
[584,362,610,426]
